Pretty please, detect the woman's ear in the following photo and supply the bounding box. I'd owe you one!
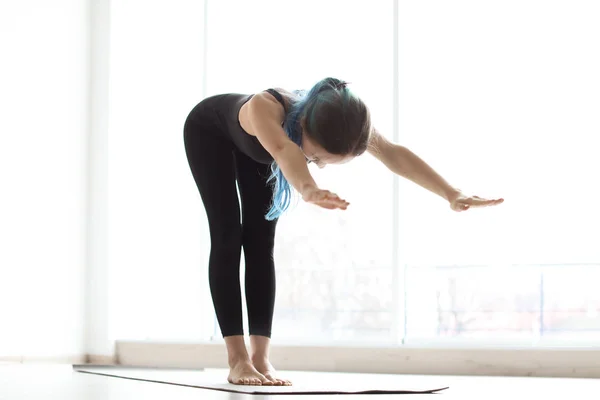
[299,117,306,146]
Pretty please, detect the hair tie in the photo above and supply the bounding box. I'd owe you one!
[334,80,348,90]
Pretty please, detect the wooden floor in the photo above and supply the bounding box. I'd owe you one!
[2,363,600,399]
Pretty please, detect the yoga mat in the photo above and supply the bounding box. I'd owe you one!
[73,365,449,395]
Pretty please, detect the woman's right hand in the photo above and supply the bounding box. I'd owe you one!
[302,186,349,210]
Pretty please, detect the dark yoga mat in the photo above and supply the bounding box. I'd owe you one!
[73,365,449,395]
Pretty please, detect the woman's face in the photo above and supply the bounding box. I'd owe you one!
[300,132,354,168]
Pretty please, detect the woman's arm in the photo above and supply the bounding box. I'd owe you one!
[247,93,315,193]
[368,129,503,210]
[368,129,459,201]
[246,92,349,210]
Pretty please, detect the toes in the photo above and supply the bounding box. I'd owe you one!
[231,375,268,386]
[265,375,282,386]
[261,379,274,386]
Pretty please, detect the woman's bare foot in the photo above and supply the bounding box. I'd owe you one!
[224,335,272,386]
[249,335,292,386]
[252,357,292,386]
[228,359,272,386]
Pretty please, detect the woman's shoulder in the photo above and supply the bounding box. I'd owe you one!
[258,87,294,111]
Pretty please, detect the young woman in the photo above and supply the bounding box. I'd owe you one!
[183,77,503,386]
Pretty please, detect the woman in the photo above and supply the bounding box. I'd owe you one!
[183,77,503,386]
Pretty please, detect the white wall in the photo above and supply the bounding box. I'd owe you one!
[86,0,111,359]
[0,0,89,360]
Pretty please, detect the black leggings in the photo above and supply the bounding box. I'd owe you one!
[183,118,277,338]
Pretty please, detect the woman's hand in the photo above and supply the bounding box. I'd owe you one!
[302,186,349,210]
[448,190,504,212]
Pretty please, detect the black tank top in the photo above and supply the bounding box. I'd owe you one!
[187,89,287,164]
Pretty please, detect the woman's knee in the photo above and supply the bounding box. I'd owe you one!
[211,223,242,249]
[243,220,275,244]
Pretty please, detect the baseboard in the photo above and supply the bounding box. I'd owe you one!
[86,354,117,365]
[0,355,87,364]
[116,341,600,379]
[0,356,22,363]
[0,354,115,365]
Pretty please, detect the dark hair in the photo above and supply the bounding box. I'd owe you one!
[300,77,371,156]
[265,77,372,220]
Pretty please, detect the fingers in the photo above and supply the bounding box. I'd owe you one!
[325,192,349,208]
[464,197,504,207]
[315,199,348,210]
[453,196,504,212]
[308,189,349,210]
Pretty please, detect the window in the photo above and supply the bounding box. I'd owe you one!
[399,0,600,344]
[106,0,600,347]
[206,0,396,343]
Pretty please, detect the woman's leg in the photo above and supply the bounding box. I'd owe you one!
[184,121,271,385]
[234,150,291,386]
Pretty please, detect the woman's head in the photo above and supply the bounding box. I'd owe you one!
[265,77,372,220]
[298,78,372,167]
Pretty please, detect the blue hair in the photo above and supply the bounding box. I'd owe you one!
[265,77,349,220]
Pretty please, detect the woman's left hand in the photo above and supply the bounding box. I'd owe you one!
[448,190,504,212]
